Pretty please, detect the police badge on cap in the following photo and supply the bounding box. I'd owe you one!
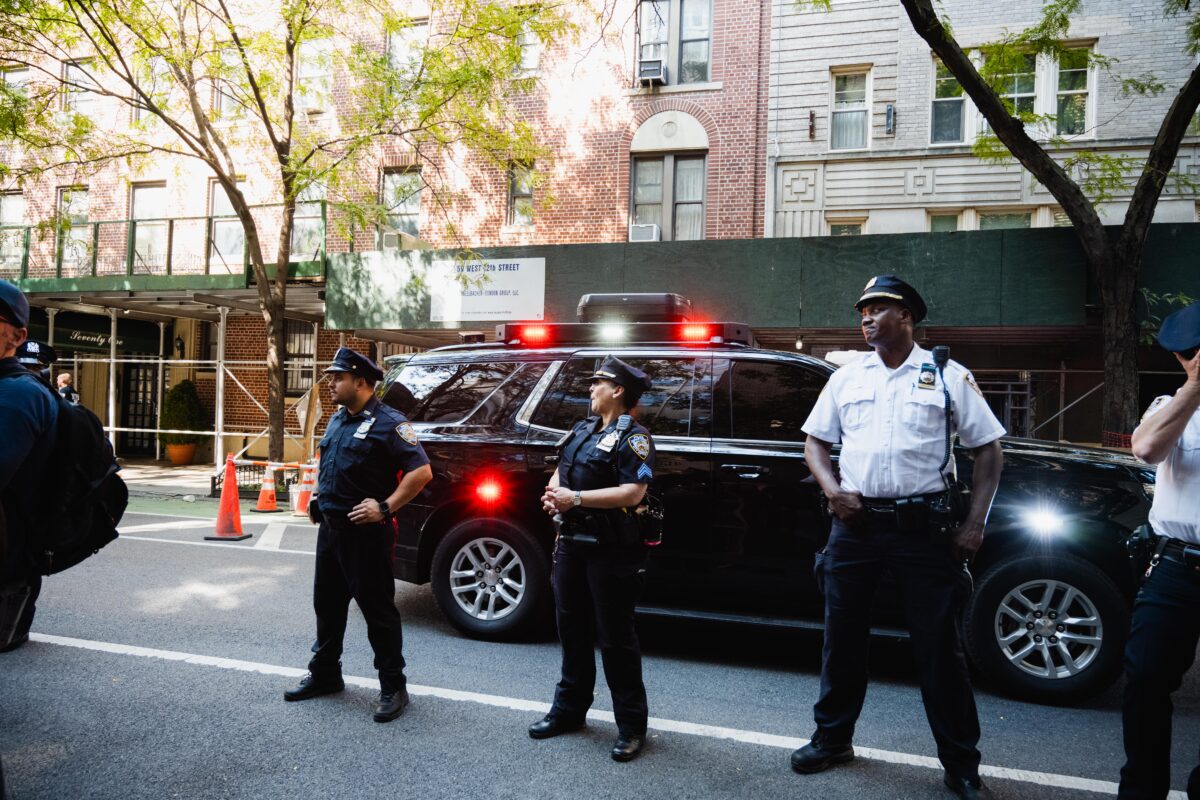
[323,347,384,384]
[854,275,928,324]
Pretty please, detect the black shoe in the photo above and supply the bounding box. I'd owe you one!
[283,673,345,702]
[0,633,29,653]
[528,714,586,740]
[611,734,645,762]
[943,773,988,799]
[790,738,855,774]
[373,689,410,722]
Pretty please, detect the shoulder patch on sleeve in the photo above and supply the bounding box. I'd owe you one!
[963,373,984,398]
[1142,395,1170,421]
[396,422,419,444]
[628,433,650,460]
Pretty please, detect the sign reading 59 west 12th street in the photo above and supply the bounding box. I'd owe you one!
[428,257,545,323]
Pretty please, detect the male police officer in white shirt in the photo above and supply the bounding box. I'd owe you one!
[1122,301,1200,800]
[793,276,1005,800]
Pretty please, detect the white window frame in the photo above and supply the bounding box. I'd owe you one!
[208,179,245,273]
[637,0,711,87]
[0,192,25,268]
[56,187,90,272]
[380,169,421,241]
[290,183,325,262]
[630,153,707,241]
[388,20,429,71]
[296,38,333,114]
[514,19,541,76]
[130,183,168,270]
[63,60,97,113]
[928,211,961,232]
[213,44,245,119]
[507,163,535,227]
[929,59,979,146]
[825,214,867,236]
[829,67,871,152]
[1051,46,1095,140]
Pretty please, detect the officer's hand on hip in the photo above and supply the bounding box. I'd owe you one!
[951,520,985,562]
[546,486,576,514]
[349,498,385,525]
[826,490,865,526]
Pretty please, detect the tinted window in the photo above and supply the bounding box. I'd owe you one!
[714,360,824,442]
[532,356,703,437]
[466,363,548,425]
[390,362,518,423]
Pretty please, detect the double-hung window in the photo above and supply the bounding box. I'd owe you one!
[382,170,421,240]
[388,20,428,72]
[515,20,541,75]
[831,71,869,150]
[131,183,168,271]
[1055,48,1089,135]
[290,184,325,262]
[931,61,966,144]
[57,188,90,274]
[507,163,534,227]
[208,180,245,273]
[632,154,705,240]
[296,38,332,113]
[637,0,710,85]
[980,53,1036,134]
[0,192,24,270]
[63,61,97,114]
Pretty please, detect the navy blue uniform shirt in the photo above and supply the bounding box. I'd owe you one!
[0,357,58,556]
[559,415,656,494]
[317,396,429,515]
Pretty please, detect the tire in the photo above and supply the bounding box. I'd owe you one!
[430,517,552,640]
[963,552,1128,704]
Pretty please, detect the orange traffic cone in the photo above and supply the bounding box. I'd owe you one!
[293,456,317,517]
[208,454,252,541]
[251,464,282,513]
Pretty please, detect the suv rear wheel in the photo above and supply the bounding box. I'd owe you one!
[430,517,551,640]
[963,552,1128,704]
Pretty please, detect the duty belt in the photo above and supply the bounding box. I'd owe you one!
[860,491,948,514]
[1159,537,1200,571]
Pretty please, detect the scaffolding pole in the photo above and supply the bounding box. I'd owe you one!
[214,306,228,470]
[156,321,166,461]
[107,309,117,450]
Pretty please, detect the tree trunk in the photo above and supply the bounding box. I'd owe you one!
[1097,249,1143,437]
[263,289,286,461]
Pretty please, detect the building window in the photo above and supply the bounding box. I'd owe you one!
[828,218,865,236]
[63,61,96,113]
[56,188,89,273]
[632,154,705,241]
[929,213,959,232]
[1,67,29,95]
[285,319,315,395]
[296,38,332,113]
[381,170,421,242]
[978,211,1032,229]
[638,0,710,85]
[507,163,534,227]
[134,56,170,124]
[388,20,428,71]
[1056,48,1089,135]
[213,45,243,118]
[831,71,869,150]
[0,192,24,269]
[980,53,1036,134]
[208,180,245,273]
[130,183,168,271]
[931,60,965,144]
[290,183,325,261]
[515,19,541,74]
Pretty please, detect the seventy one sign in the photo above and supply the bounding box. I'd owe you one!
[428,257,545,323]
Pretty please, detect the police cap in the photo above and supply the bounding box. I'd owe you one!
[323,347,383,384]
[0,280,29,328]
[854,275,928,324]
[16,339,57,368]
[1156,300,1200,355]
[589,356,651,403]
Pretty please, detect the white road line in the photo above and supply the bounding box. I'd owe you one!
[26,633,1182,799]
[118,535,312,556]
[119,520,241,533]
[254,523,287,550]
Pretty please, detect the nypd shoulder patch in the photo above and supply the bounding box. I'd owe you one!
[1142,395,1170,421]
[637,463,653,481]
[628,433,650,460]
[396,422,419,444]
[963,373,984,398]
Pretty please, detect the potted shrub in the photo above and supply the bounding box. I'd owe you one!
[159,379,208,465]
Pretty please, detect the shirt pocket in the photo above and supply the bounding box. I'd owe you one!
[841,385,875,431]
[901,389,946,432]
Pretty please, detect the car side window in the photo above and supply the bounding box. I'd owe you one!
[389,361,519,423]
[531,356,702,437]
[714,360,824,442]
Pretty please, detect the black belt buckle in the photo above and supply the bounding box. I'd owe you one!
[894,496,928,534]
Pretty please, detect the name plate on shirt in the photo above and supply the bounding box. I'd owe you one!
[596,432,619,452]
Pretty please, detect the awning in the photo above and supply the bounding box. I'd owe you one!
[26,308,161,354]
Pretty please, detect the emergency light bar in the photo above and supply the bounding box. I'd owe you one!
[494,321,754,347]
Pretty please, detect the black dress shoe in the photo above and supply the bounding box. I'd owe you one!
[790,739,855,774]
[283,673,345,702]
[610,735,645,762]
[373,689,410,722]
[528,714,586,740]
[943,773,988,799]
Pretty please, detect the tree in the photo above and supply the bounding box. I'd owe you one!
[802,0,1200,436]
[0,0,577,459]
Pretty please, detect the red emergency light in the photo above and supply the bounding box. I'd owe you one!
[517,325,550,345]
[475,478,503,504]
[679,324,712,342]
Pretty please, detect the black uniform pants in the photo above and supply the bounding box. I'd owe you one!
[1118,558,1200,800]
[813,516,981,780]
[308,518,407,693]
[550,538,648,736]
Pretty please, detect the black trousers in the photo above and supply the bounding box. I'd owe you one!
[550,538,648,736]
[813,516,981,780]
[308,518,407,693]
[1118,557,1200,800]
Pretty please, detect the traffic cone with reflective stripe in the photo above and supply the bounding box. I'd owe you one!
[251,464,282,513]
[208,454,252,541]
[293,456,317,517]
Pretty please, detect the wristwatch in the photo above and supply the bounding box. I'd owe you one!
[572,491,583,507]
[377,500,391,518]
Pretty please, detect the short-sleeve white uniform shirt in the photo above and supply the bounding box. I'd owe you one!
[801,345,1006,498]
[1141,393,1200,545]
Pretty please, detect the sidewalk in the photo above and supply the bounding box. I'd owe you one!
[117,457,215,499]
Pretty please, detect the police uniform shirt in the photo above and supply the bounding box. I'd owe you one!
[802,345,1006,498]
[317,396,429,515]
[560,416,656,492]
[0,357,59,527]
[1140,393,1200,545]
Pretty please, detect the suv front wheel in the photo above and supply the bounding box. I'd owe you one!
[430,517,552,640]
[963,552,1128,704]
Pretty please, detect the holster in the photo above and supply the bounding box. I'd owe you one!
[928,481,971,544]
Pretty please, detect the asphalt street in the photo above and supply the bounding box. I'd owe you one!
[1,506,1197,800]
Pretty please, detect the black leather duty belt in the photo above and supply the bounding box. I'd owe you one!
[1160,537,1200,570]
[860,492,948,513]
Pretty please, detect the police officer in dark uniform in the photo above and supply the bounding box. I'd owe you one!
[16,339,57,388]
[528,356,656,762]
[284,347,432,722]
[1122,301,1200,799]
[796,277,1006,799]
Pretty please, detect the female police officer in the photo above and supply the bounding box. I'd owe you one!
[528,356,656,762]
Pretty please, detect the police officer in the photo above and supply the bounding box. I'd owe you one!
[795,276,1005,800]
[284,347,432,722]
[57,372,80,406]
[15,339,57,388]
[529,356,656,762]
[1121,301,1200,800]
[0,282,59,655]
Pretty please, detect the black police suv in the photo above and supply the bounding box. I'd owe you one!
[379,296,1154,704]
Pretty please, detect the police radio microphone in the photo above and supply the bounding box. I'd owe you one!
[932,345,950,368]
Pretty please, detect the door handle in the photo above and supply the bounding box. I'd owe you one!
[542,454,560,465]
[720,464,769,479]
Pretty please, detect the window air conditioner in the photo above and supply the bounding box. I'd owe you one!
[629,223,660,242]
[381,231,402,249]
[638,59,667,86]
